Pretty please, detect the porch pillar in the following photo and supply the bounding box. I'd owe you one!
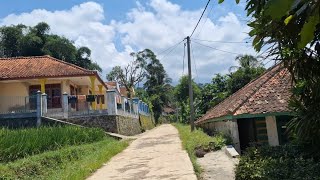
[266,116,279,146]
[89,76,96,110]
[41,93,47,115]
[107,90,117,115]
[39,79,47,93]
[98,85,103,110]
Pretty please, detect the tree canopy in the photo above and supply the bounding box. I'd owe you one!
[0,22,102,72]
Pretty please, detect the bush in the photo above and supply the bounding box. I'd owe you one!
[211,133,232,150]
[0,138,128,180]
[235,145,320,180]
[0,126,106,162]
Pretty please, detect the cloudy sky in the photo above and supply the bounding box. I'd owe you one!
[0,0,263,84]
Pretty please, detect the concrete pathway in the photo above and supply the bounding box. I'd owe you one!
[197,150,238,180]
[88,124,197,180]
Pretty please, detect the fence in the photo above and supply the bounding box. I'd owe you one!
[0,96,37,115]
[67,95,108,117]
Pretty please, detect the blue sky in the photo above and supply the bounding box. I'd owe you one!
[0,0,256,84]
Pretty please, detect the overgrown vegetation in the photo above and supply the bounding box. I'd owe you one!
[235,145,320,180]
[173,123,229,178]
[0,126,106,162]
[0,138,128,180]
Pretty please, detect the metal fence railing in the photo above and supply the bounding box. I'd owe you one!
[0,96,37,114]
[67,95,108,117]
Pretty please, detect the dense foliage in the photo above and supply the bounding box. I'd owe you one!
[0,138,128,180]
[0,126,106,162]
[0,22,101,71]
[235,145,320,180]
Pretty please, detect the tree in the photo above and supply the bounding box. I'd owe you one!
[0,25,24,57]
[228,55,265,93]
[224,0,320,151]
[142,49,172,123]
[107,49,171,123]
[198,74,229,114]
[106,52,145,97]
[0,22,102,72]
[174,75,201,123]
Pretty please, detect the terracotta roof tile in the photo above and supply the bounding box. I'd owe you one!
[196,64,292,124]
[0,56,107,88]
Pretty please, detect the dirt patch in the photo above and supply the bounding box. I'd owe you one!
[197,150,239,180]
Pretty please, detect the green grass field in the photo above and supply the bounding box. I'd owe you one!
[0,138,128,179]
[0,126,106,162]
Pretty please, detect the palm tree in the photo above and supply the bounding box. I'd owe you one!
[229,55,263,72]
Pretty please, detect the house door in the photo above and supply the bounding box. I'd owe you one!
[238,117,268,152]
[237,118,256,152]
[29,84,62,109]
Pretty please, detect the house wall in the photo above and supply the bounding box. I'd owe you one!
[266,116,279,146]
[0,82,29,112]
[201,120,241,153]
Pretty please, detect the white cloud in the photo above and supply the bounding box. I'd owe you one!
[0,0,257,84]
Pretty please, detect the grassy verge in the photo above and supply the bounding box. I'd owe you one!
[0,137,129,180]
[173,123,216,178]
[0,126,106,162]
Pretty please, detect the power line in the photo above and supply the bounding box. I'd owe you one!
[190,0,211,37]
[157,39,185,57]
[193,41,241,55]
[158,39,185,60]
[194,1,214,38]
[192,38,250,44]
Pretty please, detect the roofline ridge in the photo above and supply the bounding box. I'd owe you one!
[0,55,47,60]
[196,63,283,123]
[45,55,95,73]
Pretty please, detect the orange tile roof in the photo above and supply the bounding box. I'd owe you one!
[196,63,292,124]
[0,56,107,88]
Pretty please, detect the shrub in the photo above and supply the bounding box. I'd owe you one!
[235,145,320,180]
[211,133,232,150]
[0,126,106,162]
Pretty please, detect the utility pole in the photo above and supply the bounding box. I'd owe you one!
[186,36,195,131]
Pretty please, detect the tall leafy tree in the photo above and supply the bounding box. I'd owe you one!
[0,22,102,72]
[228,55,265,93]
[142,49,172,123]
[0,25,25,57]
[198,74,229,114]
[174,75,201,123]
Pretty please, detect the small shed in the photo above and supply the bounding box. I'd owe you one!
[196,63,293,153]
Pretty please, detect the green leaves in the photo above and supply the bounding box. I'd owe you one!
[284,15,293,25]
[265,0,294,19]
[218,0,240,4]
[298,13,320,49]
